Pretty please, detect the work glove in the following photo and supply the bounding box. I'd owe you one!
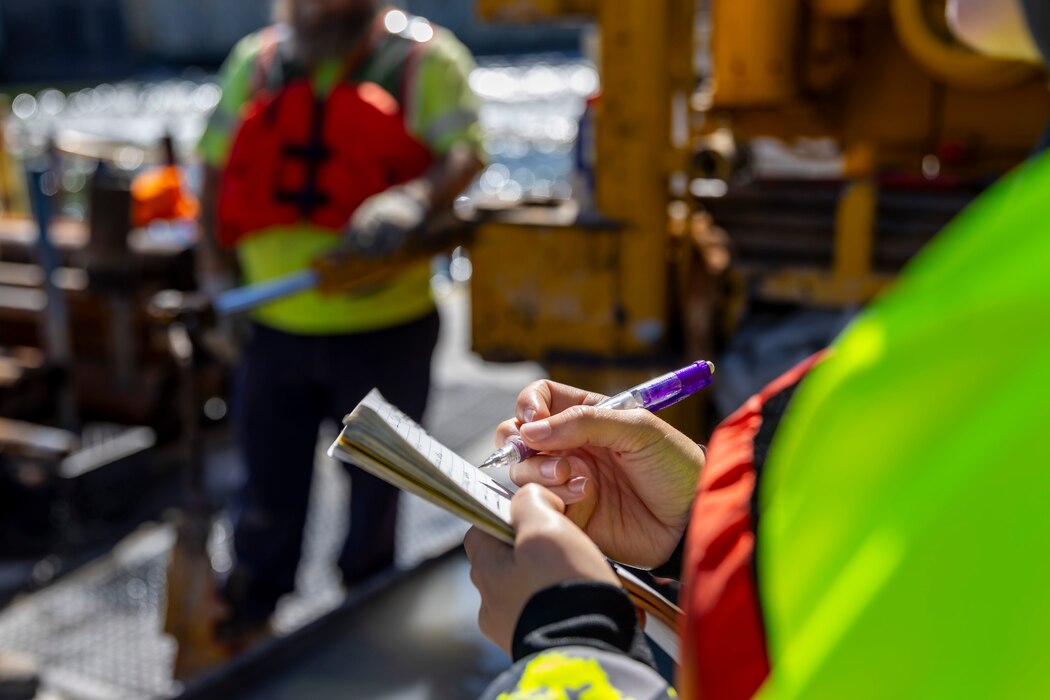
[343,185,428,259]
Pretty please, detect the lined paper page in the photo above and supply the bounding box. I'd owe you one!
[359,390,512,522]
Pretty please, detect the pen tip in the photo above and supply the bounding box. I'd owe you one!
[705,360,715,375]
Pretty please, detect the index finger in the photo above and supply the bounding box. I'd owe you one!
[515,380,607,425]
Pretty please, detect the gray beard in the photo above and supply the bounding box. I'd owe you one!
[291,5,377,66]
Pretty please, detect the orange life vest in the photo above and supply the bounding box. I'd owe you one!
[217,26,433,248]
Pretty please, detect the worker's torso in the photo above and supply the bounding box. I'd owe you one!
[218,16,441,335]
[754,152,1050,698]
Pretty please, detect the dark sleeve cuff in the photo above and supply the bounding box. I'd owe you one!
[511,581,655,668]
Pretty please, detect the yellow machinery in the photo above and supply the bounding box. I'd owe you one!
[704,0,1050,304]
[470,0,1050,434]
[472,0,705,430]
[0,98,29,217]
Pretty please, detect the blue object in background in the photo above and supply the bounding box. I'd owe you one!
[0,0,135,83]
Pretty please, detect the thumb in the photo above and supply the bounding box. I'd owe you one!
[509,484,618,589]
[510,484,566,535]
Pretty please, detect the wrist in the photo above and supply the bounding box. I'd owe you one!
[512,581,655,668]
[649,528,688,581]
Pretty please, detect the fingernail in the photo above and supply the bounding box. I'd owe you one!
[522,406,536,423]
[520,420,551,441]
[568,477,587,495]
[540,458,560,479]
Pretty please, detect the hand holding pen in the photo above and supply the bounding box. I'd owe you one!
[481,362,713,568]
[479,361,714,470]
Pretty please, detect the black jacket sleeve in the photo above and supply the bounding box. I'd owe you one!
[512,581,654,666]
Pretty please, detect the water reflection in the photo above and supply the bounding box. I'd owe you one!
[470,57,596,204]
[2,56,597,208]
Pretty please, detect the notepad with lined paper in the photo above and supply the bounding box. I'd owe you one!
[328,388,682,660]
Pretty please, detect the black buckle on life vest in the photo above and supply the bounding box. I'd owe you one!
[274,94,334,218]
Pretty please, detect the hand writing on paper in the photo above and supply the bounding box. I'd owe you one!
[494,380,704,569]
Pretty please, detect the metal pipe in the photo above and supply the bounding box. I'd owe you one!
[212,269,320,317]
[26,160,77,430]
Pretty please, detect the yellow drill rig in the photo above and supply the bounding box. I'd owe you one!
[469,0,1049,434]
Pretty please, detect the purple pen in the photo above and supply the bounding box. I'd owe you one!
[477,360,715,470]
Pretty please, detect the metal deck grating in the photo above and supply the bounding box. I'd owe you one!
[0,289,544,699]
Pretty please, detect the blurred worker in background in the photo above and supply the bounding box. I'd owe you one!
[196,0,483,645]
[466,0,1050,697]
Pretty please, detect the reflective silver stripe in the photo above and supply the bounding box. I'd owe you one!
[479,647,676,700]
[425,108,479,145]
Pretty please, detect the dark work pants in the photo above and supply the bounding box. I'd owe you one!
[226,311,440,622]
